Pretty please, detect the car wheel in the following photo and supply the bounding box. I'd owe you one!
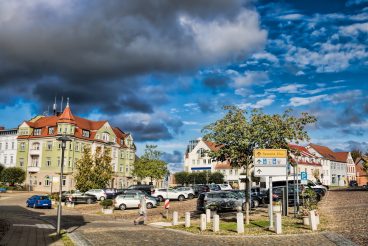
[253,199,259,208]
[158,196,164,202]
[178,195,185,201]
[188,194,194,199]
[146,202,153,209]
[100,196,105,201]
[86,198,92,204]
[119,204,126,210]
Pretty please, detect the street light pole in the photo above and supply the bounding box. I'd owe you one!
[57,135,71,235]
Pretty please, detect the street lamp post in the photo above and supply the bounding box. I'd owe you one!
[56,134,71,235]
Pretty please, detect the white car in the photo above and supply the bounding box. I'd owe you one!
[174,187,195,199]
[85,189,107,200]
[151,188,187,202]
[114,194,157,210]
[307,180,328,192]
[218,184,233,190]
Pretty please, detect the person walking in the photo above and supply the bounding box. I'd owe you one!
[134,195,147,225]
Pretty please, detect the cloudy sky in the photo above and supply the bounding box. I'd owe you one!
[0,0,367,171]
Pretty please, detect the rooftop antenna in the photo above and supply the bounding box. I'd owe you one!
[53,96,57,115]
[66,97,70,107]
[60,96,64,112]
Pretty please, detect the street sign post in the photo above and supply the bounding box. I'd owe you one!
[253,149,288,230]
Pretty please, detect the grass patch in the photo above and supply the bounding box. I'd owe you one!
[49,230,75,246]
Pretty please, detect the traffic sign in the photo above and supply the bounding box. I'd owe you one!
[254,158,287,167]
[253,149,287,177]
[301,171,307,184]
[254,149,287,158]
[254,166,286,177]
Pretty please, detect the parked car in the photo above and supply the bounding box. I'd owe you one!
[85,189,107,200]
[230,190,259,207]
[264,185,321,206]
[63,193,97,204]
[218,184,233,190]
[307,180,328,193]
[122,189,160,203]
[151,188,188,202]
[174,187,195,199]
[208,184,221,191]
[103,188,126,199]
[127,185,155,195]
[26,195,52,209]
[114,194,157,210]
[197,191,249,212]
[349,180,358,187]
[61,190,83,201]
[192,185,210,197]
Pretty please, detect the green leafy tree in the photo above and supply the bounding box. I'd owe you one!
[209,172,224,184]
[203,106,316,224]
[0,164,4,178]
[133,145,168,183]
[0,167,26,186]
[174,171,189,185]
[74,146,113,192]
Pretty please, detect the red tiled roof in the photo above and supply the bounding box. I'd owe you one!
[58,105,75,124]
[334,152,349,163]
[308,143,338,161]
[289,144,315,157]
[355,156,368,176]
[203,140,221,152]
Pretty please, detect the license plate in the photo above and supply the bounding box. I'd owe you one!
[43,204,48,206]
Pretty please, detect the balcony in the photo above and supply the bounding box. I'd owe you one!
[29,148,41,156]
[27,166,40,173]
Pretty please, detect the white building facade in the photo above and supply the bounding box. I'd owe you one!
[0,128,18,168]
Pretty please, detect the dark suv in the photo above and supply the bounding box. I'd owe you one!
[127,185,155,195]
[197,191,249,212]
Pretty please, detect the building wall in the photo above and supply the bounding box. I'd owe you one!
[346,153,356,182]
[184,140,213,173]
[330,161,347,186]
[0,129,18,168]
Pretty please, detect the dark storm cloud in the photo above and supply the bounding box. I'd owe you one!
[203,75,229,90]
[162,150,183,163]
[344,141,368,152]
[118,120,173,142]
[197,100,216,113]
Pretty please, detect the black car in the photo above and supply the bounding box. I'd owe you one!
[127,185,155,195]
[349,180,358,187]
[265,185,320,206]
[192,185,210,197]
[104,188,125,199]
[230,190,259,207]
[62,191,97,204]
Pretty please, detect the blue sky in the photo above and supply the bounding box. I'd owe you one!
[0,0,367,171]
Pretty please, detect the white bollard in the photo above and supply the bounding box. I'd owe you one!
[315,214,320,225]
[200,214,207,231]
[185,212,191,228]
[213,214,220,232]
[172,211,179,226]
[236,212,244,234]
[206,209,211,223]
[274,212,282,234]
[309,210,318,231]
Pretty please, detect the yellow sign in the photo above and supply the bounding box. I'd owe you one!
[253,149,287,158]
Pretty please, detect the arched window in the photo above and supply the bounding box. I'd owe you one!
[32,142,40,150]
[102,132,110,142]
[44,176,51,186]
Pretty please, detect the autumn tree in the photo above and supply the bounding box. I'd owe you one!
[133,145,168,183]
[74,146,113,192]
[202,106,316,224]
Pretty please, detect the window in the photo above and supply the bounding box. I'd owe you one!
[120,165,123,172]
[229,169,233,175]
[68,157,72,168]
[203,159,206,164]
[46,158,51,167]
[48,127,54,135]
[32,142,40,150]
[75,143,79,151]
[102,132,110,142]
[62,176,66,186]
[34,128,42,136]
[0,143,2,150]
[57,157,61,167]
[44,176,51,186]
[192,160,195,165]
[5,142,8,150]
[19,158,24,167]
[82,130,90,138]
[10,156,13,164]
[4,156,7,164]
[69,143,72,150]
[11,142,14,149]
[47,141,52,150]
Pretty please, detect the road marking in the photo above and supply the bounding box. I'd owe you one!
[12,223,55,229]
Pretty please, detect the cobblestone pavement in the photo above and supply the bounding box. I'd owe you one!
[319,190,368,246]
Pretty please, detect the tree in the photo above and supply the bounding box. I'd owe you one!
[312,169,320,182]
[174,171,189,185]
[0,164,4,177]
[74,146,113,192]
[351,149,363,162]
[202,106,316,224]
[133,145,168,183]
[0,167,26,186]
[209,172,224,184]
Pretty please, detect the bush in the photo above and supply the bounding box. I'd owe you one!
[100,199,113,209]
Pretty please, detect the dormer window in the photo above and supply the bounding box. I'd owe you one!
[82,130,90,138]
[48,127,54,135]
[34,128,42,136]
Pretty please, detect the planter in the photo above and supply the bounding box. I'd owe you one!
[273,205,281,213]
[101,208,114,214]
[303,216,310,225]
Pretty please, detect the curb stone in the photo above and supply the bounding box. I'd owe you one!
[322,232,358,246]
[68,231,94,246]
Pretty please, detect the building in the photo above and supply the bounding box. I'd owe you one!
[307,144,349,186]
[288,144,323,183]
[184,138,244,188]
[355,156,368,186]
[0,127,18,168]
[16,103,136,192]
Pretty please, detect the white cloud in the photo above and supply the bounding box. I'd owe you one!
[296,71,305,76]
[183,121,198,125]
[268,84,306,93]
[288,94,328,107]
[278,13,304,20]
[233,71,269,88]
[239,95,276,109]
[340,22,368,36]
[235,88,252,97]
[251,52,279,63]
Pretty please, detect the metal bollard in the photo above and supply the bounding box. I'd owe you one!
[172,211,179,226]
[236,212,244,233]
[200,214,206,231]
[185,212,191,228]
[206,209,211,223]
[213,214,220,232]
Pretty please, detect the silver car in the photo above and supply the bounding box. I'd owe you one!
[85,189,107,201]
[197,191,245,212]
[114,194,157,210]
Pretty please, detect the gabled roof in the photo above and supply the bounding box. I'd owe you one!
[58,105,75,124]
[289,144,315,158]
[334,152,349,163]
[355,156,368,176]
[203,140,221,152]
[308,143,348,163]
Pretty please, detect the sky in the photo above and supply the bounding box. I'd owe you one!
[0,0,367,172]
